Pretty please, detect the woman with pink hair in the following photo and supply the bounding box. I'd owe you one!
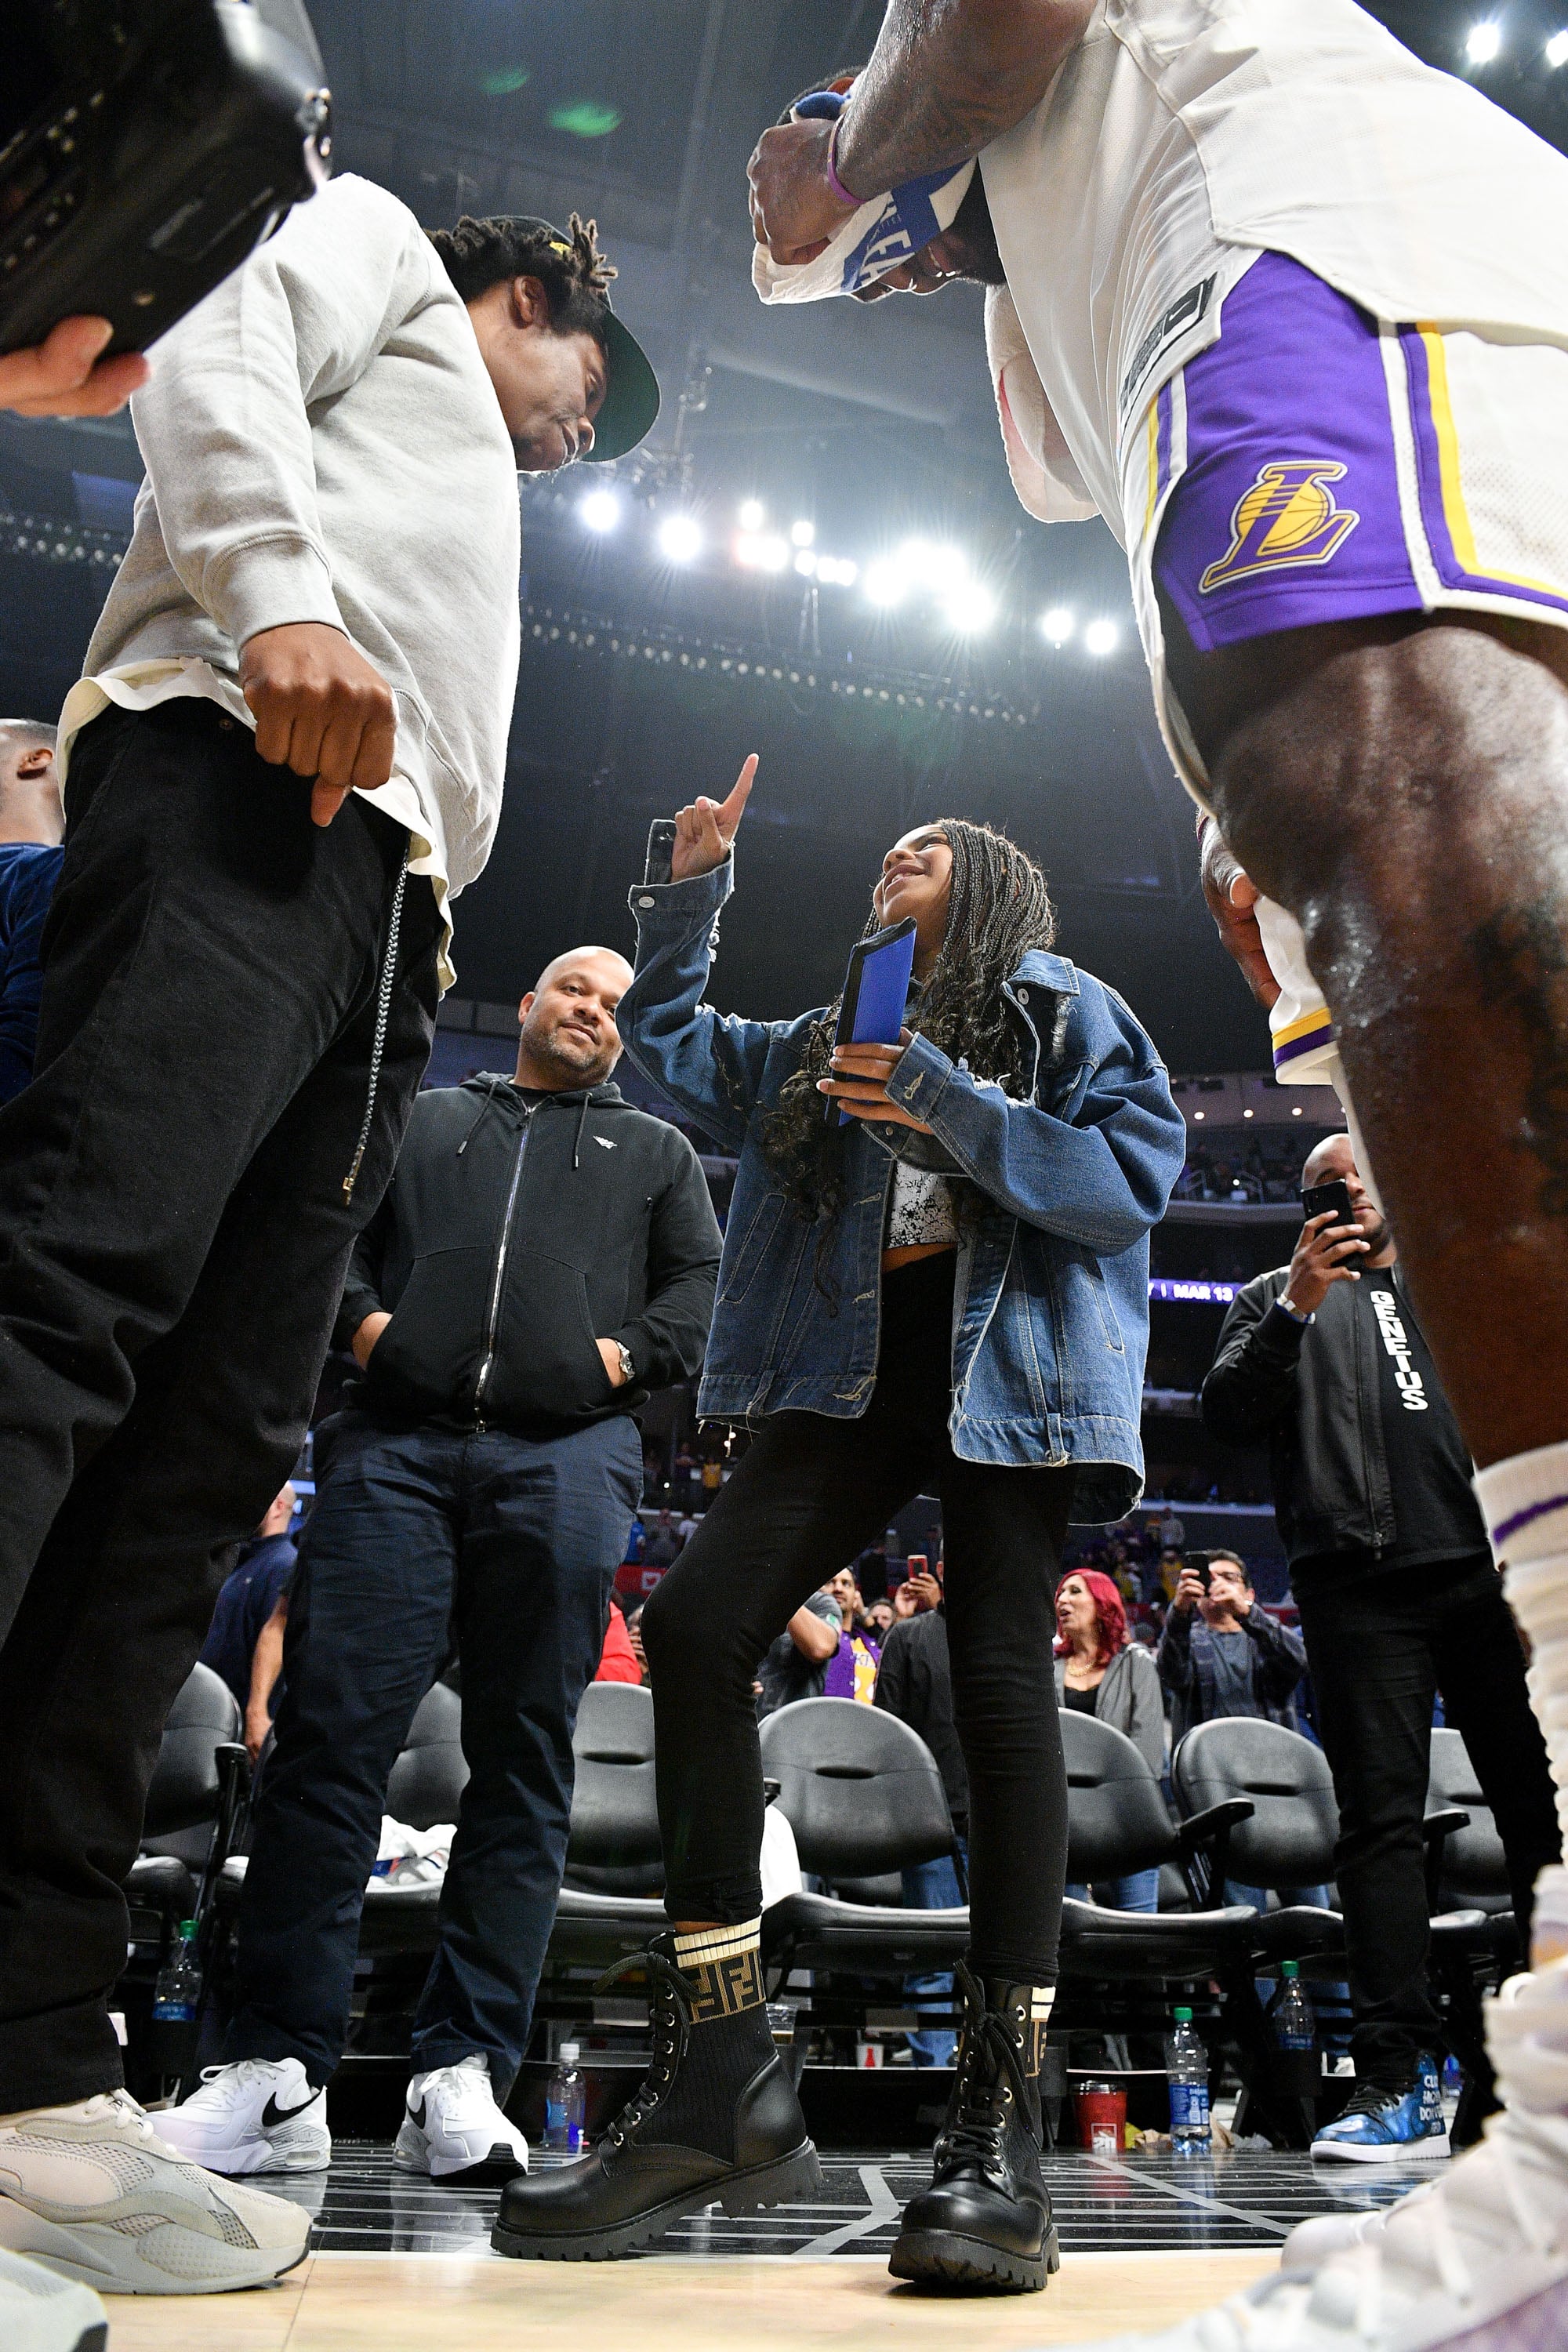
[1054,1569,1165,1913]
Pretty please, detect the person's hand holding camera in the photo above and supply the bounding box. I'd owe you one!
[1173,1566,1207,1616]
[1283,1209,1370,1319]
[240,622,399,826]
[0,317,150,418]
[669,755,758,881]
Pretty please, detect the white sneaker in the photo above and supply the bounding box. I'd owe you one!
[154,2058,329,2176]
[394,2055,528,2183]
[0,2089,311,2295]
[0,2247,107,2351]
[1279,2181,1438,2274]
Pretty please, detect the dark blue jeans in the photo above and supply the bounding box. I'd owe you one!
[227,1410,643,2093]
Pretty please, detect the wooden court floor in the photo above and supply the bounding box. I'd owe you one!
[103,2249,1276,2350]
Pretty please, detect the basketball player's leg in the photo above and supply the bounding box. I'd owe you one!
[1165,601,1568,1474]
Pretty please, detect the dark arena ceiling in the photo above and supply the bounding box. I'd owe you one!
[2,1,1564,1068]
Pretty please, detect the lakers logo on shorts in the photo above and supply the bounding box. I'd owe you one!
[1200,461,1362,595]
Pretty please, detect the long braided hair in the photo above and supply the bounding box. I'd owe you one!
[759,820,1060,1229]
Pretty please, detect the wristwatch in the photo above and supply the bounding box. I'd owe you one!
[614,1341,637,1386]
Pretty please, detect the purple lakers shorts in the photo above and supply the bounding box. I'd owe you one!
[1152,250,1568,654]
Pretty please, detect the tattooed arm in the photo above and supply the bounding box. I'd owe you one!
[748,0,1095,265]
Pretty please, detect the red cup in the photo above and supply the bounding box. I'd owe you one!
[1076,2080,1127,2155]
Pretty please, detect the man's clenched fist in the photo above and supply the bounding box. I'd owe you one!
[239,621,397,826]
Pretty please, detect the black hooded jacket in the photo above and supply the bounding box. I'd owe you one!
[336,1074,721,1436]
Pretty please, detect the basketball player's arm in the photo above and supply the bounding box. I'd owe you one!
[750,0,1094,263]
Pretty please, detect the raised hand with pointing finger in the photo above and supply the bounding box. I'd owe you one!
[670,755,758,882]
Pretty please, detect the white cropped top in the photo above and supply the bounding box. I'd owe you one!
[886,1162,958,1252]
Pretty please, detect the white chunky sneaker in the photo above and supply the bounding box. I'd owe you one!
[155,2058,329,2177]
[394,2055,529,2184]
[0,2089,311,2295]
[0,2246,108,2351]
[1279,2181,1438,2274]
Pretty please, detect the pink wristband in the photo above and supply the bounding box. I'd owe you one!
[825,114,860,211]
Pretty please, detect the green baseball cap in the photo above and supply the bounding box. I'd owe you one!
[588,303,660,462]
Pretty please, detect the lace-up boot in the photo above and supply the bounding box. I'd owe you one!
[890,1965,1060,2292]
[492,1924,821,2260]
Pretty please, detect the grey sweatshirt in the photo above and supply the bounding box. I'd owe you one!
[78,175,521,970]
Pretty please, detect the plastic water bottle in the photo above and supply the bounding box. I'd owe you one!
[152,1921,203,2024]
[543,2043,586,2154]
[1165,2007,1211,2150]
[1273,1962,1317,2051]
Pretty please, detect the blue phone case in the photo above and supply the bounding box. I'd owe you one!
[828,920,917,1126]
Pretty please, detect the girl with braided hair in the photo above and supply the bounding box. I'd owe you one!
[498,764,1182,2285]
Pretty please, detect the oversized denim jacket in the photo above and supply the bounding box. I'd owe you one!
[618,857,1185,1523]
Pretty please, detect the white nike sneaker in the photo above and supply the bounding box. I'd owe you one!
[0,2088,311,2295]
[154,2058,329,2176]
[1279,2181,1438,2275]
[0,2247,107,2351]
[394,2055,529,2184]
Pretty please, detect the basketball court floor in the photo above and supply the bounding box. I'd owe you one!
[100,2144,1432,2349]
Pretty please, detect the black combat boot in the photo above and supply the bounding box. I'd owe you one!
[889,1964,1060,2292]
[492,1929,822,2261]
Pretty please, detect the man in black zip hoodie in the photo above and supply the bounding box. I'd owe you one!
[1203,1133,1558,2161]
[160,947,720,2185]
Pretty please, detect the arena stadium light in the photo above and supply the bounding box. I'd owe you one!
[658,515,702,564]
[790,519,816,547]
[579,488,621,534]
[1084,619,1120,655]
[738,497,766,532]
[1041,606,1076,645]
[947,583,996,633]
[734,530,789,573]
[863,559,908,608]
[815,555,859,588]
[1548,30,1568,66]
[899,538,968,590]
[793,549,817,578]
[1466,22,1502,64]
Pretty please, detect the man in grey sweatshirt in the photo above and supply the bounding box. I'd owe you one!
[0,176,659,2296]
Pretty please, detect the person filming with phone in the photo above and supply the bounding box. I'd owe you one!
[1156,1549,1307,1745]
[1202,1135,1560,2164]
[492,764,1184,2288]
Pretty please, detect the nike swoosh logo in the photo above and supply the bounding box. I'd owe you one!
[408,2097,426,2130]
[262,2091,320,2129]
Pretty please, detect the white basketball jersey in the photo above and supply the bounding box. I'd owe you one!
[980,0,1568,539]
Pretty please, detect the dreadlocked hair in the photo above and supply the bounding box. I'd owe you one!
[759,819,1061,1233]
[427,211,617,342]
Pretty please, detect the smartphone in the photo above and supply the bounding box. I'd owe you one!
[825,917,918,1126]
[1191,1559,1212,1593]
[1301,1178,1356,1228]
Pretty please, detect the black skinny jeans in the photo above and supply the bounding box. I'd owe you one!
[0,704,439,2111]
[641,1254,1075,1985]
[1297,1555,1562,2085]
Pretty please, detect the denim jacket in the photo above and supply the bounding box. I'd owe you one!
[618,857,1185,1522]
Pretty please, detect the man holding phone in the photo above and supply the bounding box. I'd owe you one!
[1203,1136,1559,2163]
[1156,1550,1307,1748]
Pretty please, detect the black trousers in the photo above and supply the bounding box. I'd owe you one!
[641,1254,1075,1984]
[1297,1555,1562,2084]
[229,1411,643,2095]
[0,703,439,2111]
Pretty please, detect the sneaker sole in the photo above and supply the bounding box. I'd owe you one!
[489,2141,824,2260]
[887,2220,1061,2296]
[1312,2131,1451,2165]
[394,2123,528,2186]
[153,2132,332,2177]
[0,2204,312,2297]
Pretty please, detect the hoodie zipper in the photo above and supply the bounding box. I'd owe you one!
[472,1106,531,1429]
